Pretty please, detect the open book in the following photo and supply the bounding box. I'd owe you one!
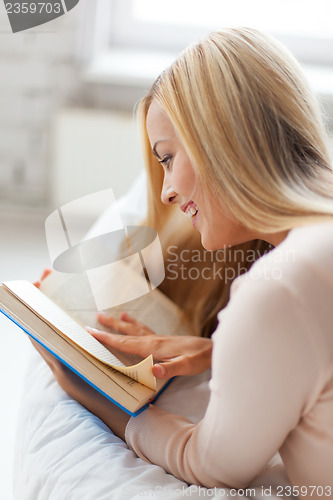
[0,269,192,416]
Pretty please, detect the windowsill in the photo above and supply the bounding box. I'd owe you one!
[82,48,177,88]
[82,48,333,100]
[301,65,333,98]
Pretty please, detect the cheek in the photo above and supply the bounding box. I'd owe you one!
[198,201,226,240]
[174,157,196,195]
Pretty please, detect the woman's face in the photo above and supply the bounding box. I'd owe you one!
[146,100,258,250]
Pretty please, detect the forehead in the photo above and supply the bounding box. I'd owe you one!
[146,101,176,144]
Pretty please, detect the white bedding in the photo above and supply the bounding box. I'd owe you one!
[14,347,293,500]
[13,174,295,499]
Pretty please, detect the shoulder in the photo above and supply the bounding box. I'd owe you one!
[228,220,333,302]
[215,221,333,370]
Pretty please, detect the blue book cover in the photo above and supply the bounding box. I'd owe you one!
[0,280,175,417]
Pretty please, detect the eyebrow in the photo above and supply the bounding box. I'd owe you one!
[152,139,168,160]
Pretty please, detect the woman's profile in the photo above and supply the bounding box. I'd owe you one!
[33,28,333,494]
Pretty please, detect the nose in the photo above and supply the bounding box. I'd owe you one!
[161,178,177,205]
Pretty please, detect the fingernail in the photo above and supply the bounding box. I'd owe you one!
[86,326,99,333]
[156,364,166,376]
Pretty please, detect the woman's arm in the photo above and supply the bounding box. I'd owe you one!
[124,280,320,488]
[30,339,130,439]
[30,310,211,438]
[32,270,319,488]
[31,270,212,435]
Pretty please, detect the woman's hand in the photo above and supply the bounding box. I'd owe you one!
[86,312,212,380]
[29,338,130,439]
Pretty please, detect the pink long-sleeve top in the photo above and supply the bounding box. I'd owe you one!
[125,221,333,492]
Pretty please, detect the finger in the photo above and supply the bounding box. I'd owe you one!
[97,313,152,336]
[119,313,155,336]
[152,363,168,379]
[153,356,193,379]
[97,315,140,335]
[87,327,160,358]
[86,327,150,356]
[119,312,140,325]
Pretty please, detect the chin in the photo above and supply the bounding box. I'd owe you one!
[200,235,221,251]
[201,232,239,251]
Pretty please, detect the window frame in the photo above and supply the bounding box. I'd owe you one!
[78,0,333,94]
[102,0,333,65]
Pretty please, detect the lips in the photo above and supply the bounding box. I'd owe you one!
[180,201,192,213]
[180,201,199,220]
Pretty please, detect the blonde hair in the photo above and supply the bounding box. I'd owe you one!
[138,28,333,336]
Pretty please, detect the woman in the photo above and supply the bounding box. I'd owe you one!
[34,28,333,492]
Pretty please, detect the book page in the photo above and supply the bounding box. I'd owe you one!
[0,285,156,412]
[38,267,192,371]
[3,280,157,390]
[39,268,192,338]
[35,260,193,388]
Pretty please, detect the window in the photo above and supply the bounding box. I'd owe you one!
[81,0,333,89]
[107,0,333,64]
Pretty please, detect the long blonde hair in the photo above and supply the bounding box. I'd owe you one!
[138,28,333,336]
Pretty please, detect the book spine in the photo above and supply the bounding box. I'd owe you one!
[0,307,147,417]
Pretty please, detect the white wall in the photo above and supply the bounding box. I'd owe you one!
[51,108,144,209]
[0,2,82,206]
[0,1,145,210]
[0,1,332,211]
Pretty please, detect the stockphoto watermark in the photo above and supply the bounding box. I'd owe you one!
[122,484,288,497]
[122,484,332,497]
[44,188,296,308]
[3,0,80,33]
[165,246,296,283]
[44,188,165,311]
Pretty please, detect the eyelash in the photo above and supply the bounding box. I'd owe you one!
[159,155,172,169]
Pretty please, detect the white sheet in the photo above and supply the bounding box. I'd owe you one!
[14,346,293,500]
[13,172,294,499]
